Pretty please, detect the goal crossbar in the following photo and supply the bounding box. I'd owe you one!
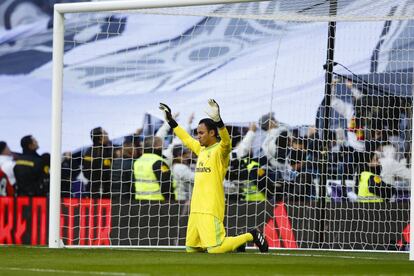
[54,0,262,14]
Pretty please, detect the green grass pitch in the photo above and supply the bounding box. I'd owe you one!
[0,246,413,275]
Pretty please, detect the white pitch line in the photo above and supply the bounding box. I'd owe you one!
[268,252,383,260]
[96,248,389,260]
[0,267,149,276]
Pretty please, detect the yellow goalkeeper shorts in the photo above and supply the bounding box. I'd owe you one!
[185,213,225,249]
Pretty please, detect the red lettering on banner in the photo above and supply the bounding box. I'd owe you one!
[402,224,410,245]
[397,223,410,248]
[61,198,112,245]
[62,198,78,245]
[0,196,114,246]
[88,199,95,245]
[79,199,94,245]
[96,199,111,245]
[0,197,13,244]
[274,202,297,248]
[31,197,47,245]
[263,202,298,249]
[15,197,29,244]
[69,198,78,245]
[264,218,281,248]
[61,198,69,243]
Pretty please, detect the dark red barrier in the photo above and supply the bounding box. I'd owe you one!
[0,197,47,245]
[0,197,14,244]
[0,197,111,245]
[0,197,410,249]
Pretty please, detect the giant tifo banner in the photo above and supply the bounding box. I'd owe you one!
[0,196,410,250]
[1,1,413,153]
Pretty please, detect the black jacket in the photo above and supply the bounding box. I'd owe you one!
[14,150,47,196]
[111,157,134,200]
[82,145,113,198]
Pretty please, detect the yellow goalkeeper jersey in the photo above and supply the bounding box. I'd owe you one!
[173,126,231,221]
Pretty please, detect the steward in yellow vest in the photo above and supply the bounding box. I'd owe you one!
[357,171,395,203]
[241,159,266,202]
[134,136,173,201]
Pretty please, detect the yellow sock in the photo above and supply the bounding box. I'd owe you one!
[207,233,253,254]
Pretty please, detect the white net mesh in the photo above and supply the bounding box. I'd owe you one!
[54,0,413,250]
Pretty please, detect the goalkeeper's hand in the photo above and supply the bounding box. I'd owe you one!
[159,103,173,122]
[205,99,221,122]
[159,103,178,128]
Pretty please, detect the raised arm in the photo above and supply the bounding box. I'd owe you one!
[235,123,256,158]
[159,103,200,155]
[218,125,231,158]
[155,112,179,139]
[173,126,201,155]
[205,99,231,157]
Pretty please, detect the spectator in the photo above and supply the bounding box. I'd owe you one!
[61,151,82,198]
[0,141,15,196]
[40,153,50,196]
[226,123,267,202]
[133,136,173,201]
[235,122,257,159]
[226,123,255,199]
[251,112,279,158]
[0,141,16,191]
[111,136,140,201]
[82,127,113,198]
[356,148,395,203]
[240,159,267,202]
[14,135,48,196]
[260,115,289,170]
[284,149,313,201]
[171,145,194,202]
[377,143,411,186]
[330,79,365,151]
[0,167,13,196]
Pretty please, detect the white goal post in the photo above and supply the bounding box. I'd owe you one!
[50,0,414,260]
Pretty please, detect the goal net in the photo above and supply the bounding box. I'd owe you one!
[49,0,414,253]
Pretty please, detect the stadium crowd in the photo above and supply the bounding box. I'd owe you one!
[0,80,411,203]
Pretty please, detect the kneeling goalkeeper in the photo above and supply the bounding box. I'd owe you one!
[159,99,268,253]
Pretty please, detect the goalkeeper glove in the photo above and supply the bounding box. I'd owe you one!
[159,103,178,128]
[205,99,224,128]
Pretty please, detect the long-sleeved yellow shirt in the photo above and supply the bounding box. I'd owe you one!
[173,126,231,221]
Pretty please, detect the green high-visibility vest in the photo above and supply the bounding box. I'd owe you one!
[134,153,166,201]
[357,171,383,203]
[242,160,266,202]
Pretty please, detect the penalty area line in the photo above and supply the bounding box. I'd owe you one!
[0,267,149,276]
